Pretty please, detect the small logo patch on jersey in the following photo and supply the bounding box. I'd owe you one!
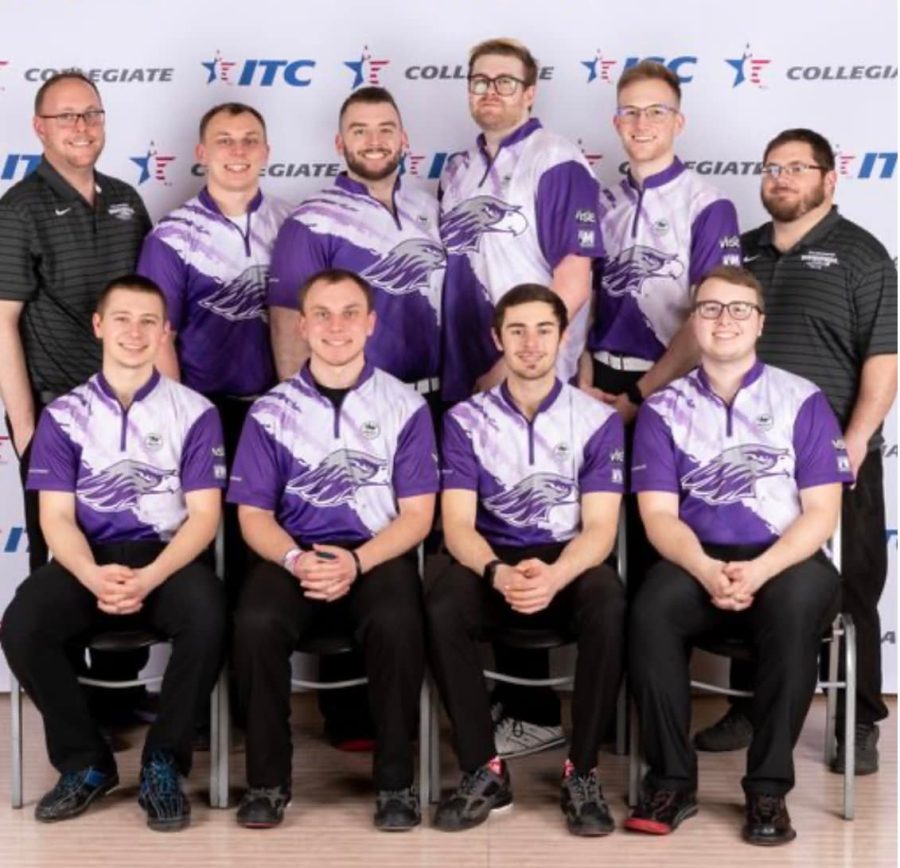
[801,250,839,270]
[838,455,851,473]
[612,468,624,484]
[610,448,625,463]
[578,229,596,248]
[214,465,227,480]
[361,420,381,440]
[755,413,774,431]
[212,445,225,457]
[108,203,135,221]
[653,218,670,235]
[832,437,846,450]
[144,433,163,451]
[575,209,596,224]
[553,442,571,461]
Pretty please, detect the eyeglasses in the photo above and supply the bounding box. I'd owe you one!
[467,74,527,96]
[760,163,827,179]
[694,300,762,321]
[615,104,679,124]
[38,109,106,128]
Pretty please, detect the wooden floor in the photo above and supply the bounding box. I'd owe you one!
[1,694,895,867]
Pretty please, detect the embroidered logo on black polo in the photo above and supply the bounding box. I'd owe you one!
[800,250,839,270]
[108,203,136,221]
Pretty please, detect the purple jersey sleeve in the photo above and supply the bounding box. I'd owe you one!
[631,404,680,494]
[393,404,440,498]
[579,412,626,493]
[267,218,330,309]
[793,391,854,488]
[688,198,741,285]
[535,162,604,268]
[440,412,480,491]
[136,234,189,331]
[25,410,79,492]
[181,406,227,491]
[226,414,285,510]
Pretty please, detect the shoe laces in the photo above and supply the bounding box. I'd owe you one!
[459,766,493,798]
[567,770,603,807]
[52,769,94,799]
[246,786,288,807]
[377,786,417,808]
[750,794,783,821]
[641,787,679,814]
[142,752,180,799]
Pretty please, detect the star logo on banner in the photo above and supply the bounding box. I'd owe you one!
[202,50,238,85]
[581,50,617,84]
[726,44,771,88]
[344,46,390,90]
[131,143,176,186]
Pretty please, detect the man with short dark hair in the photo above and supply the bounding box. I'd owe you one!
[229,269,438,831]
[268,86,444,397]
[694,129,897,775]
[627,266,851,844]
[0,276,227,831]
[428,283,625,836]
[137,101,290,603]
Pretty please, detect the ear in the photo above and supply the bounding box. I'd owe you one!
[824,169,837,198]
[33,115,47,146]
[195,141,206,165]
[335,131,345,158]
[91,311,103,339]
[491,328,503,353]
[522,84,536,112]
[673,110,685,137]
[366,309,377,338]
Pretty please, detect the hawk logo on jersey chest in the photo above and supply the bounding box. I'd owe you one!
[360,238,446,296]
[286,448,389,507]
[440,196,528,253]
[484,472,578,528]
[682,444,791,505]
[79,459,180,512]
[603,245,684,298]
[198,264,269,322]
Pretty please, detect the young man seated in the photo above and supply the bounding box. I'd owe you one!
[626,265,851,845]
[227,269,438,831]
[1,275,227,831]
[427,283,625,836]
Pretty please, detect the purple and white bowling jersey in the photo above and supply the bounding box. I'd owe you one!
[588,158,740,361]
[267,174,444,384]
[227,361,439,544]
[137,188,291,397]
[439,119,603,401]
[631,361,852,546]
[441,379,624,548]
[27,371,225,544]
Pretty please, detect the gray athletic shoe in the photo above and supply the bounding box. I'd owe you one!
[494,716,566,758]
[433,763,513,831]
[692,707,753,752]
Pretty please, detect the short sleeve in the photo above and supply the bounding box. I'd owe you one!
[26,409,79,492]
[579,412,626,493]
[392,404,439,498]
[226,413,286,510]
[440,412,480,491]
[535,162,603,268]
[181,406,227,491]
[631,404,680,494]
[852,256,897,359]
[0,200,39,301]
[792,391,854,488]
[689,199,741,285]
[137,233,189,331]
[267,217,330,309]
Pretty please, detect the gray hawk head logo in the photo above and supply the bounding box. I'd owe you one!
[198,263,269,322]
[286,448,389,507]
[360,238,446,296]
[79,459,179,512]
[441,196,528,253]
[682,444,792,505]
[483,473,578,528]
[602,245,684,298]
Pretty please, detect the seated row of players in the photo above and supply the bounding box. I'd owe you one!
[1,265,850,847]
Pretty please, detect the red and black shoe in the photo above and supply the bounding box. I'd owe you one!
[624,786,698,835]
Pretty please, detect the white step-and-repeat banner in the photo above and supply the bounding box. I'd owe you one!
[0,0,896,690]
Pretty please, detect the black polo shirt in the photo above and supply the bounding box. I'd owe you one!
[0,158,151,395]
[742,206,897,445]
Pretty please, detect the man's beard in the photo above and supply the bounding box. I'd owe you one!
[761,181,826,222]
[345,149,401,183]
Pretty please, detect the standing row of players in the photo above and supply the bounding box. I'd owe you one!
[0,36,895,844]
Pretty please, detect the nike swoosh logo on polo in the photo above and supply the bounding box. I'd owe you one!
[54,208,71,216]
[742,254,761,262]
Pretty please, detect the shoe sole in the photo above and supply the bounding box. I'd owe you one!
[237,799,291,830]
[625,803,698,835]
[35,777,119,823]
[374,817,421,832]
[433,796,513,832]
[498,735,567,760]
[742,827,797,846]
[566,819,615,838]
[147,815,191,833]
[829,760,878,776]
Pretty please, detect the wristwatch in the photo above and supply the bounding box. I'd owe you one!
[483,558,503,584]
[625,381,645,407]
[280,547,302,573]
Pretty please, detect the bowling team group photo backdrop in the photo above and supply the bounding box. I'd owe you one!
[0,0,896,690]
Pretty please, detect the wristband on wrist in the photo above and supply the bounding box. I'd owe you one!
[482,558,503,584]
[280,547,302,574]
[350,549,363,577]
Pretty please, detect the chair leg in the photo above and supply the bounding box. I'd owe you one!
[209,667,231,808]
[843,616,856,821]
[627,698,642,808]
[824,622,840,764]
[417,680,430,816]
[428,677,441,805]
[11,673,23,809]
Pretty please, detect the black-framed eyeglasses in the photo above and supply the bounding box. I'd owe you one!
[614,104,679,124]
[760,163,827,179]
[693,300,762,321]
[38,109,106,129]
[467,74,527,96]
